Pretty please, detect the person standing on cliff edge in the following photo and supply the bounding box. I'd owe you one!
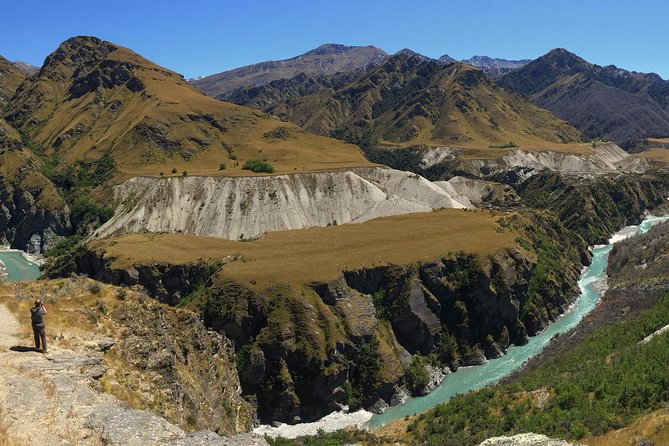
[31,299,47,353]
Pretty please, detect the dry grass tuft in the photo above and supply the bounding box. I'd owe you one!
[0,408,21,446]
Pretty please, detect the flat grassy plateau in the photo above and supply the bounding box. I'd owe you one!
[92,209,516,288]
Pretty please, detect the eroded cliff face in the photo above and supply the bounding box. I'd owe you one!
[0,180,71,252]
[54,211,586,425]
[93,167,471,241]
[517,171,669,244]
[365,143,649,184]
[458,143,649,179]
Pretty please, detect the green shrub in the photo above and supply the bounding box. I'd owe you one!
[406,355,430,394]
[70,193,114,228]
[242,159,275,173]
[488,141,519,149]
[219,162,226,170]
[171,167,177,174]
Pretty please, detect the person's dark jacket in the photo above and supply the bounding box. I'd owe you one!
[31,306,46,327]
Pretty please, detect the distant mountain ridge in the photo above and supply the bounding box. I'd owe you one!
[463,56,530,77]
[191,43,388,98]
[225,51,581,148]
[12,61,39,75]
[190,44,535,99]
[499,48,669,149]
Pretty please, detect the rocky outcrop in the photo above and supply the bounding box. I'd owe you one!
[478,433,582,446]
[0,183,71,252]
[94,167,471,241]
[48,247,220,305]
[102,294,254,434]
[435,176,520,207]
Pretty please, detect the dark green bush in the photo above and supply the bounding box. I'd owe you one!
[242,159,275,173]
[406,355,430,394]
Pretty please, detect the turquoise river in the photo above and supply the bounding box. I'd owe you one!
[367,214,668,428]
[0,250,41,281]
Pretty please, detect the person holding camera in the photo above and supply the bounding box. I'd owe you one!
[31,299,48,353]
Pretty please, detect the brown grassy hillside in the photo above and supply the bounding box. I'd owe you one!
[0,55,25,109]
[5,36,372,180]
[0,119,62,209]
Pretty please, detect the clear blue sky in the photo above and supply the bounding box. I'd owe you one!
[1,0,668,79]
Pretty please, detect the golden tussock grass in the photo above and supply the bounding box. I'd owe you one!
[92,208,517,288]
[646,137,669,144]
[582,408,669,446]
[0,408,20,446]
[635,147,669,164]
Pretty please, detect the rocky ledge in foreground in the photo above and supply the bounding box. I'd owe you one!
[478,433,582,446]
[0,279,265,445]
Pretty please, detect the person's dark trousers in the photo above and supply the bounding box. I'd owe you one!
[33,324,46,352]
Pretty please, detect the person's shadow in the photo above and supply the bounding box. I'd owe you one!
[10,345,38,352]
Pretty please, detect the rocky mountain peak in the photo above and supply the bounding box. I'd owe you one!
[499,48,669,149]
[41,35,117,78]
[21,36,149,101]
[393,48,433,62]
[542,48,591,71]
[304,43,385,58]
[438,54,457,64]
